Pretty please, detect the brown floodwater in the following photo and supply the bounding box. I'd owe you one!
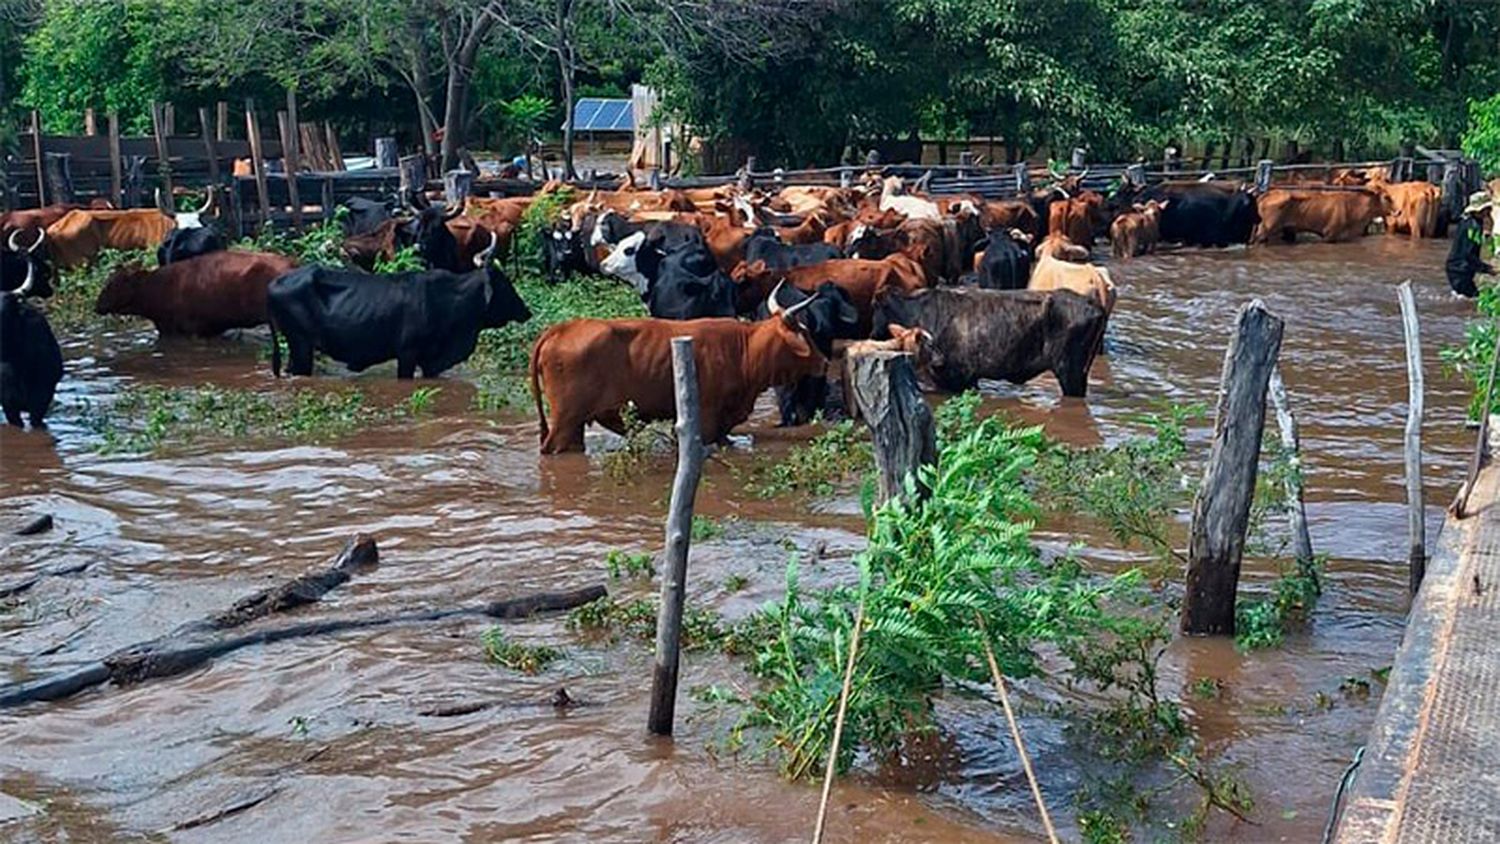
[0,236,1475,842]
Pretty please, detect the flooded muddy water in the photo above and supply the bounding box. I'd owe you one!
[0,237,1475,842]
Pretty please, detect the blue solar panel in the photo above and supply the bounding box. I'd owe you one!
[570,98,634,132]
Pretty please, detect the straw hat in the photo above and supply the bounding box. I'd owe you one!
[1465,191,1492,215]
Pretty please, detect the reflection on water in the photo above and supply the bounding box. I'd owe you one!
[0,237,1471,841]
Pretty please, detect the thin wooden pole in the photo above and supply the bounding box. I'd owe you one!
[30,110,45,207]
[150,101,175,199]
[216,101,229,142]
[107,111,123,207]
[648,337,706,736]
[1182,299,1285,636]
[198,106,220,189]
[163,103,175,136]
[1398,281,1426,592]
[977,613,1059,844]
[83,108,96,136]
[1267,366,1314,567]
[279,93,303,229]
[810,598,865,844]
[244,100,272,233]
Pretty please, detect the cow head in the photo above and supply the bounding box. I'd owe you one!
[542,220,578,282]
[156,187,214,229]
[2,229,52,299]
[95,263,153,315]
[590,209,625,247]
[766,281,859,358]
[646,244,737,320]
[600,230,664,296]
[405,203,464,272]
[472,232,532,328]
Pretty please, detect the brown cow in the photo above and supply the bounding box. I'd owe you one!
[1029,253,1116,316]
[0,203,91,240]
[1036,232,1090,263]
[699,213,758,271]
[45,209,177,269]
[344,218,406,269]
[1362,170,1440,239]
[732,254,926,332]
[94,250,297,337]
[529,288,830,453]
[1253,188,1382,243]
[1110,200,1169,259]
[775,212,827,245]
[978,200,1039,236]
[464,195,532,231]
[1047,196,1097,248]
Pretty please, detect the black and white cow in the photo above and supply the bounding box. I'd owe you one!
[1,229,53,298]
[0,260,63,428]
[600,232,736,320]
[156,187,226,265]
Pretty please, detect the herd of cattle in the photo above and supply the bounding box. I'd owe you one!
[0,163,1454,450]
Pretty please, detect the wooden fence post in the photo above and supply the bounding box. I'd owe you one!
[321,178,335,223]
[1267,366,1314,566]
[1125,163,1146,189]
[244,100,272,233]
[107,111,123,207]
[398,154,427,205]
[648,336,706,737]
[1255,159,1273,193]
[1441,160,1464,225]
[443,169,474,205]
[1182,299,1285,636]
[122,155,146,209]
[374,136,398,169]
[1398,280,1426,593]
[958,150,974,182]
[150,102,175,200]
[163,103,175,136]
[846,350,936,504]
[839,166,851,189]
[83,108,96,136]
[30,110,45,208]
[1070,147,1086,170]
[198,106,220,188]
[43,153,74,204]
[1013,162,1030,194]
[280,92,303,229]
[739,155,756,191]
[216,100,229,142]
[325,123,344,171]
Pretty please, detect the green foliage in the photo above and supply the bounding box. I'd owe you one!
[599,402,675,481]
[691,515,723,542]
[374,245,424,274]
[1234,556,1326,651]
[1441,281,1500,420]
[516,188,576,266]
[604,549,654,580]
[43,248,156,331]
[471,269,644,373]
[1465,93,1500,175]
[567,595,730,651]
[480,627,561,674]
[404,386,441,415]
[744,421,874,499]
[78,384,386,454]
[246,209,351,267]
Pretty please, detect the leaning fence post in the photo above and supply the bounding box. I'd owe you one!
[846,349,936,505]
[1013,162,1030,194]
[244,100,272,233]
[42,152,74,204]
[1255,159,1273,193]
[1182,299,1285,636]
[374,137,398,169]
[443,169,474,205]
[150,101,175,199]
[1398,281,1426,593]
[107,111,123,207]
[648,337,706,737]
[30,110,45,207]
[1267,366,1314,567]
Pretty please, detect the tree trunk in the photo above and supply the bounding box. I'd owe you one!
[409,13,438,158]
[439,14,494,173]
[559,48,578,180]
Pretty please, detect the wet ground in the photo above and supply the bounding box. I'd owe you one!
[0,236,1475,842]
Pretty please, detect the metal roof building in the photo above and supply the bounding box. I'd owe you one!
[567,98,634,133]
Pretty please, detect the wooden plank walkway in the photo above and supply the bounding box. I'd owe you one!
[1337,455,1500,842]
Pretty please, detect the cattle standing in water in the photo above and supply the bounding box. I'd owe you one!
[95,251,298,337]
[1030,252,1117,317]
[268,234,530,378]
[45,209,177,269]
[1253,188,1383,244]
[1110,200,1169,259]
[1,230,53,298]
[872,287,1106,397]
[529,283,852,453]
[156,188,225,265]
[755,282,863,427]
[0,261,63,428]
[731,253,928,331]
[975,229,1033,290]
[1141,182,1260,247]
[599,232,736,319]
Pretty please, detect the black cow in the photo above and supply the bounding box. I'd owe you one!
[157,226,226,265]
[757,281,862,426]
[405,203,465,272]
[976,228,1033,290]
[590,210,702,250]
[873,287,1105,397]
[0,262,63,428]
[1,229,53,298]
[1141,182,1260,247]
[743,229,842,270]
[268,234,531,378]
[600,232,736,320]
[542,217,597,282]
[343,196,397,236]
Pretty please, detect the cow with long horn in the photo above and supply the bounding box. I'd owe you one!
[157,187,226,265]
[529,279,859,453]
[0,259,65,428]
[2,228,52,298]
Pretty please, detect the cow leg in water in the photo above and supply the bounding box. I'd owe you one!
[541,411,588,453]
[397,356,417,380]
[3,406,21,428]
[287,340,316,377]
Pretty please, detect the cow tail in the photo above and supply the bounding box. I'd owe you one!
[269,316,284,378]
[529,328,549,445]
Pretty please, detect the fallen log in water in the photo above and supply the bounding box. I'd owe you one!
[0,584,607,709]
[177,534,378,634]
[0,561,92,599]
[14,514,53,536]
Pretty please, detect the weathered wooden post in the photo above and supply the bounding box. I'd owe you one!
[244,100,272,232]
[30,110,46,207]
[198,106,220,187]
[278,94,303,229]
[83,108,96,136]
[163,103,176,136]
[839,167,851,189]
[107,111,123,207]
[122,155,147,209]
[1267,366,1314,566]
[846,349,936,504]
[648,337,706,737]
[374,137,398,169]
[1070,147,1086,170]
[215,100,229,142]
[42,153,74,204]
[1013,162,1030,194]
[443,169,474,205]
[321,178,335,223]
[1398,281,1426,593]
[325,123,344,171]
[1182,299,1285,636]
[399,154,427,206]
[1125,163,1146,189]
[738,156,756,191]
[1255,159,1274,193]
[150,102,175,199]
[958,150,974,182]
[1441,160,1464,225]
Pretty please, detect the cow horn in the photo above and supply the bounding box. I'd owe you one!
[781,286,820,321]
[1053,185,1071,200]
[197,185,215,215]
[442,202,464,221]
[155,187,173,215]
[25,228,44,254]
[14,256,34,297]
[6,230,19,252]
[767,280,788,316]
[474,230,499,268]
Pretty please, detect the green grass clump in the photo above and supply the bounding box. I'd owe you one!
[45,248,156,331]
[1234,556,1325,650]
[481,627,562,674]
[744,421,874,499]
